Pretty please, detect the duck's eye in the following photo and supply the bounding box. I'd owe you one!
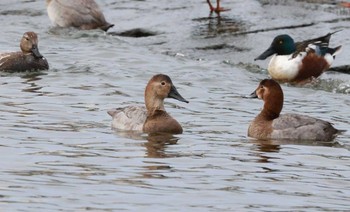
[260,85,264,89]
[25,37,29,41]
[279,40,283,44]
[161,81,166,86]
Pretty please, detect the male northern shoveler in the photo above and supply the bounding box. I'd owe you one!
[254,32,342,84]
[206,0,230,13]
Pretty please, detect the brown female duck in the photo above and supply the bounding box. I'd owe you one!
[108,74,189,134]
[0,32,49,72]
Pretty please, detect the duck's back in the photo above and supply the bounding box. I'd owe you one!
[0,52,49,72]
[271,113,339,141]
[47,0,113,31]
[107,105,147,131]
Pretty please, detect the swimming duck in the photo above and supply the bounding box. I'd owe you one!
[108,74,189,134]
[248,79,342,141]
[206,0,229,13]
[46,0,114,31]
[255,32,342,84]
[0,32,49,72]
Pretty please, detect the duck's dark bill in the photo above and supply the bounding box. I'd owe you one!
[31,45,43,58]
[248,91,258,98]
[168,85,189,103]
[254,46,275,61]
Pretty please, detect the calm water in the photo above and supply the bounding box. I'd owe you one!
[0,0,350,211]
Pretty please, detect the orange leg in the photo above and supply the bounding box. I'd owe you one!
[340,2,350,8]
[206,0,230,14]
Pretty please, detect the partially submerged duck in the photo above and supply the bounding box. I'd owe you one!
[248,79,342,141]
[46,0,114,31]
[0,32,49,72]
[255,32,342,84]
[108,74,189,134]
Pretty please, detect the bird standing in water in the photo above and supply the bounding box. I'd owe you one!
[206,0,230,13]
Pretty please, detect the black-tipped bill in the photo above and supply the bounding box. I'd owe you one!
[168,85,189,103]
[254,46,276,61]
[31,45,43,58]
[247,90,258,99]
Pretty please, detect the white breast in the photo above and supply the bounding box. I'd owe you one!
[268,53,305,81]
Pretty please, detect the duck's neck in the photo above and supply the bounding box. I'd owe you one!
[258,94,283,121]
[257,107,280,121]
[145,93,165,116]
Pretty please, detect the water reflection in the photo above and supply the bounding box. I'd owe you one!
[259,138,342,146]
[249,140,281,163]
[0,71,46,93]
[111,130,180,158]
[21,72,45,93]
[143,133,179,158]
[252,138,344,154]
[254,141,281,153]
[192,15,245,38]
[250,138,346,164]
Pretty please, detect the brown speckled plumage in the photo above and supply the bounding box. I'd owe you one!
[0,32,49,72]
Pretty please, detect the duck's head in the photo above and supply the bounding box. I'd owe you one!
[255,34,296,60]
[145,74,188,111]
[20,32,43,58]
[249,79,284,119]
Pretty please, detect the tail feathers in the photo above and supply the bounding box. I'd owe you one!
[318,30,341,46]
[107,109,117,117]
[107,108,123,117]
[330,45,342,57]
[296,31,341,54]
[100,23,114,32]
[308,44,342,57]
[302,30,342,48]
[332,128,346,140]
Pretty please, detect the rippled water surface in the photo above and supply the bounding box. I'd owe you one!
[1,0,350,211]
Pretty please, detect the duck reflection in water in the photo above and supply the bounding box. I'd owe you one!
[111,130,181,159]
[143,133,180,158]
[250,139,344,164]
